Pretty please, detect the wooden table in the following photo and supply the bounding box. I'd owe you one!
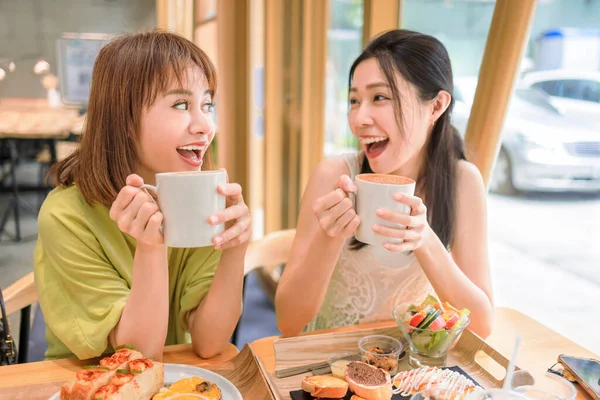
[0,344,238,389]
[0,98,83,241]
[250,307,597,400]
[0,343,275,399]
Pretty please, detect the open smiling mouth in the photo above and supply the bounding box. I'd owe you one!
[176,145,204,167]
[360,136,389,159]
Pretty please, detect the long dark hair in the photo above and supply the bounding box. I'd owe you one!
[349,29,465,251]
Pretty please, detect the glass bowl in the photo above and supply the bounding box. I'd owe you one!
[393,302,470,368]
[513,372,576,400]
[327,351,362,380]
[358,334,403,375]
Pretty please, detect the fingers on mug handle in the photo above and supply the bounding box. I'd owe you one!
[338,175,356,193]
[126,174,144,187]
[139,185,158,206]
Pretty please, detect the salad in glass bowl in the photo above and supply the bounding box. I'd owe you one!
[393,295,470,368]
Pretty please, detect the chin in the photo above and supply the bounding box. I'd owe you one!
[366,157,400,175]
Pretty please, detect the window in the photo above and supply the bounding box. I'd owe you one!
[532,80,560,96]
[560,79,584,100]
[581,80,600,103]
[324,0,363,158]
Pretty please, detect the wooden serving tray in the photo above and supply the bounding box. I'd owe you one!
[0,345,275,400]
[266,325,515,400]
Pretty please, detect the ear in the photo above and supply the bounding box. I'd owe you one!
[429,90,452,126]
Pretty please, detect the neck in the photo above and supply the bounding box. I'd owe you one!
[136,165,157,186]
[389,146,427,182]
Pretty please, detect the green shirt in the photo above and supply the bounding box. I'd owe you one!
[34,185,221,360]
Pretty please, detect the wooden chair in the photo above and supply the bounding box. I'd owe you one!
[2,272,36,363]
[231,229,296,346]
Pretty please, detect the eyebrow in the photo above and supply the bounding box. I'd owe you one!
[165,89,213,96]
[349,82,390,92]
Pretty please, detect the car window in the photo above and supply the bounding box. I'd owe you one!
[551,79,600,102]
[515,88,561,114]
[533,80,560,96]
[559,80,585,100]
[580,80,600,103]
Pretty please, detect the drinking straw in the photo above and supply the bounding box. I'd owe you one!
[503,335,522,391]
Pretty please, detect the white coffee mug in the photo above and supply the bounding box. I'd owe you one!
[354,173,416,246]
[141,170,226,248]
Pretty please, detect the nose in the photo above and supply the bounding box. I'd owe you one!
[352,103,374,127]
[188,107,214,136]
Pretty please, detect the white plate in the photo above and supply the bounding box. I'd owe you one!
[49,363,243,399]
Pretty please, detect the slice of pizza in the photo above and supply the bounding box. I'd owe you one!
[60,348,144,400]
[92,358,165,400]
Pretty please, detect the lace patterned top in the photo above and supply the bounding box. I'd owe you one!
[305,152,432,332]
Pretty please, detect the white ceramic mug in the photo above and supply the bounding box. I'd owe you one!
[354,173,416,246]
[141,170,226,248]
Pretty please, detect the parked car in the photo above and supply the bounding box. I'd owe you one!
[520,69,600,127]
[453,76,600,194]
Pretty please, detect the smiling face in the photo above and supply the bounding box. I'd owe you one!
[137,66,216,184]
[348,58,434,177]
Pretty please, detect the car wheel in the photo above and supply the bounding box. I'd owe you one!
[490,148,516,195]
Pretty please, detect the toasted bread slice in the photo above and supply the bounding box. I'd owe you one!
[301,375,349,399]
[100,349,144,370]
[93,358,164,400]
[60,349,144,400]
[345,361,393,400]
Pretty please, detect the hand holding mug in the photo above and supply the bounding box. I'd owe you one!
[313,174,361,239]
[109,174,164,247]
[373,193,433,252]
[207,171,252,250]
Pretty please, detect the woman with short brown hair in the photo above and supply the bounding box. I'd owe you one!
[35,31,251,361]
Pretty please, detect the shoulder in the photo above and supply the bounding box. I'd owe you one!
[314,156,351,179]
[39,186,88,220]
[453,160,487,223]
[456,160,485,196]
[309,156,352,188]
[38,185,106,234]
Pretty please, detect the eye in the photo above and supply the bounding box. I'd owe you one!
[349,98,359,108]
[202,101,215,113]
[173,100,189,111]
[374,94,390,102]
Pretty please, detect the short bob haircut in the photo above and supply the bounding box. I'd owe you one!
[53,30,217,206]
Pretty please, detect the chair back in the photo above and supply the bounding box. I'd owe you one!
[244,229,296,276]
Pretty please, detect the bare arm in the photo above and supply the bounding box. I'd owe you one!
[109,174,170,360]
[189,179,251,358]
[378,161,493,337]
[111,244,169,360]
[276,158,360,337]
[188,246,245,358]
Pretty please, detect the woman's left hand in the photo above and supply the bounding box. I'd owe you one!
[373,193,433,252]
[208,177,252,251]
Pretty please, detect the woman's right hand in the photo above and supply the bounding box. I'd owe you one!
[312,174,360,239]
[109,174,164,247]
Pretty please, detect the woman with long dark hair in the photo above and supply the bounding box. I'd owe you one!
[276,29,493,338]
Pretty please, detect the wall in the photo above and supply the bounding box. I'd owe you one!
[0,0,156,98]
